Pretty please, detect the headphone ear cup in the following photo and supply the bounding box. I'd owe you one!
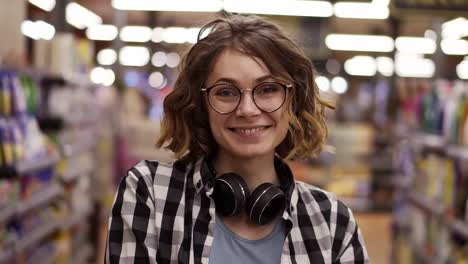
[213,173,250,217]
[247,183,286,225]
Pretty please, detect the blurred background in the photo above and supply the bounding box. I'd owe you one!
[0,0,467,263]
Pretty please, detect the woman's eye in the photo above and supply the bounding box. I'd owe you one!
[258,85,280,94]
[215,88,237,96]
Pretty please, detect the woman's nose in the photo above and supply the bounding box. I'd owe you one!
[236,92,261,116]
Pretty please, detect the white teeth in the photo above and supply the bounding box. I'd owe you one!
[237,127,264,134]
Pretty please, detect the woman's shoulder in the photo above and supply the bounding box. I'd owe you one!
[294,180,353,217]
[126,157,193,182]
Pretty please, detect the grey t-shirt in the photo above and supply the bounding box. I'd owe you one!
[209,214,287,264]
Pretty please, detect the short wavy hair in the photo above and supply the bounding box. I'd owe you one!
[156,14,332,161]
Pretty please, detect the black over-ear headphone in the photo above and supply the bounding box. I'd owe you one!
[211,171,286,225]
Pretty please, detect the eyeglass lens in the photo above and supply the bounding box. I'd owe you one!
[208,82,286,114]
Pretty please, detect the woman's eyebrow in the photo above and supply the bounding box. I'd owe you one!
[212,74,276,86]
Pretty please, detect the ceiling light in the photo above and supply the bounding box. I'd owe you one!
[224,0,333,17]
[457,60,468,79]
[97,49,117,65]
[152,52,167,67]
[86,24,118,41]
[325,34,394,52]
[21,20,55,40]
[28,0,56,11]
[395,37,436,54]
[441,39,468,55]
[120,26,152,42]
[315,76,330,92]
[376,57,394,77]
[66,2,102,29]
[334,2,389,19]
[152,27,164,43]
[112,0,223,12]
[90,67,115,86]
[166,53,181,68]
[186,28,201,44]
[395,53,435,78]
[86,25,118,41]
[331,77,348,94]
[344,56,377,76]
[163,27,189,44]
[119,46,150,67]
[149,72,165,88]
[442,17,468,39]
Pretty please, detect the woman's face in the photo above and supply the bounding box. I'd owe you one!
[205,48,290,160]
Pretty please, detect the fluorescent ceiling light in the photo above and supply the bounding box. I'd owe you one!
[166,52,181,68]
[86,25,118,41]
[119,46,150,67]
[21,20,55,40]
[163,27,189,44]
[224,0,333,17]
[441,39,468,55]
[331,77,348,94]
[97,49,117,65]
[344,56,377,76]
[325,34,394,52]
[376,57,394,77]
[442,17,468,39]
[334,2,389,19]
[90,67,115,86]
[457,60,468,79]
[149,72,165,89]
[152,51,167,67]
[66,2,102,29]
[396,53,435,78]
[395,37,436,54]
[28,0,56,11]
[120,26,152,42]
[315,76,330,92]
[112,0,223,12]
[152,27,201,44]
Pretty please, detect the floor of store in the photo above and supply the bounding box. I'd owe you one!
[355,212,392,264]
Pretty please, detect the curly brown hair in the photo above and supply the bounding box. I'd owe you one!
[156,14,333,161]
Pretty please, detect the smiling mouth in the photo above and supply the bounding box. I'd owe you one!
[228,126,270,135]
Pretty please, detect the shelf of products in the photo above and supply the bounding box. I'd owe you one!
[0,68,119,263]
[392,79,468,264]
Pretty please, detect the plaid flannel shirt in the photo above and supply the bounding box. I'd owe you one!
[106,157,370,264]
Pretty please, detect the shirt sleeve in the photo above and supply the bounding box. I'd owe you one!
[105,165,157,264]
[333,201,370,264]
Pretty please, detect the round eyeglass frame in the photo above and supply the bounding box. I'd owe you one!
[201,81,293,114]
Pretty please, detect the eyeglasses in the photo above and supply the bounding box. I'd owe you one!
[201,82,292,114]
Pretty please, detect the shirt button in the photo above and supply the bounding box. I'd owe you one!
[290,206,295,212]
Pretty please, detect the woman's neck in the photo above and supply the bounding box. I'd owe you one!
[213,152,279,192]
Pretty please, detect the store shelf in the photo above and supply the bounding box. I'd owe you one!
[0,247,15,263]
[63,208,92,230]
[409,193,468,239]
[72,244,93,264]
[412,133,446,150]
[446,145,468,161]
[0,204,17,224]
[449,219,468,240]
[61,166,93,183]
[408,192,444,217]
[34,251,56,264]
[15,152,61,175]
[16,220,60,252]
[62,138,96,158]
[17,184,63,215]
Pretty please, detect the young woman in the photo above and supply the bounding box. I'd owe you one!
[106,15,369,264]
